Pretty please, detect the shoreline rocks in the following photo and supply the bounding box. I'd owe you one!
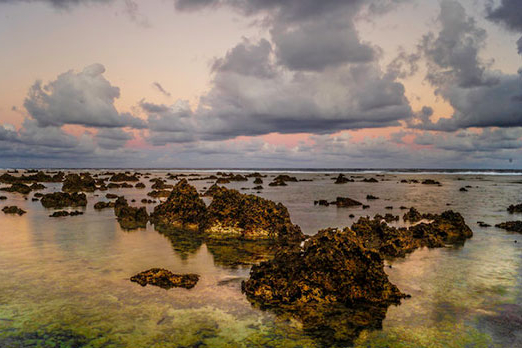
[40,192,87,209]
[114,197,148,229]
[2,206,26,215]
[495,221,522,233]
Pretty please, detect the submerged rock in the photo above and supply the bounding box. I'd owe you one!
[130,268,199,289]
[110,173,139,182]
[242,227,406,345]
[333,197,362,207]
[94,201,115,210]
[150,179,207,230]
[495,221,522,233]
[2,206,26,215]
[40,192,87,209]
[114,197,148,229]
[49,210,83,217]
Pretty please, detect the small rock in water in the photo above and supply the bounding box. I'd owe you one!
[130,268,199,289]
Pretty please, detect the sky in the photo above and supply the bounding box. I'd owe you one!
[0,0,521,168]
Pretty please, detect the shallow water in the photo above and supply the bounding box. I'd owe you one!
[0,171,520,347]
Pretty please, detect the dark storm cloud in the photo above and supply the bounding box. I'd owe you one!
[410,0,522,131]
[486,0,522,54]
[24,64,146,129]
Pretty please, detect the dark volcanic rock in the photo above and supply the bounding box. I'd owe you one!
[2,206,26,215]
[242,227,406,345]
[268,179,287,186]
[402,207,422,223]
[130,268,199,289]
[206,188,304,242]
[362,177,379,183]
[507,204,522,213]
[422,179,441,185]
[202,184,227,197]
[216,178,230,184]
[30,183,46,190]
[495,221,522,233]
[114,197,148,229]
[0,183,32,195]
[334,197,362,207]
[110,173,139,182]
[367,195,379,200]
[40,192,87,209]
[150,179,207,230]
[94,201,115,210]
[135,182,146,189]
[62,173,96,193]
[253,178,263,184]
[147,190,170,198]
[314,199,329,206]
[334,174,354,184]
[49,210,83,217]
[0,196,6,200]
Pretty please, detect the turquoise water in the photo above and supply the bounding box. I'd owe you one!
[0,171,520,347]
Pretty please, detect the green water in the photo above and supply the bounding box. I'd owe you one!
[0,171,520,347]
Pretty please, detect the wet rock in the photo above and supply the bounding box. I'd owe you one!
[150,179,207,230]
[333,197,362,207]
[40,192,87,209]
[147,190,170,198]
[402,207,422,223]
[362,204,370,209]
[0,183,32,195]
[94,201,115,210]
[314,199,330,206]
[507,204,522,213]
[268,179,287,186]
[151,179,173,190]
[49,210,83,217]
[202,184,227,197]
[109,173,139,182]
[130,268,199,289]
[253,185,263,190]
[0,196,6,200]
[385,206,393,210]
[477,221,491,228]
[495,221,522,233]
[30,183,46,190]
[114,196,148,229]
[135,182,146,189]
[334,174,354,184]
[140,199,156,204]
[273,175,298,183]
[459,187,468,192]
[62,173,96,193]
[366,195,379,200]
[216,178,230,184]
[242,227,407,345]
[253,178,263,184]
[105,193,118,199]
[206,188,304,242]
[2,206,26,215]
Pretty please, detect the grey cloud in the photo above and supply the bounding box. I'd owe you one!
[486,0,522,54]
[24,63,146,129]
[0,0,113,9]
[152,82,171,97]
[96,128,134,149]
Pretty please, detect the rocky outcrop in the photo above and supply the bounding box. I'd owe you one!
[206,188,304,242]
[109,173,139,182]
[0,183,32,194]
[253,178,263,184]
[422,179,441,185]
[202,184,227,197]
[114,197,148,229]
[334,174,354,184]
[334,197,362,207]
[402,207,422,223]
[62,173,96,193]
[507,204,522,213]
[130,268,199,289]
[94,201,115,210]
[150,179,207,230]
[147,190,170,198]
[2,206,26,215]
[135,182,146,189]
[40,192,87,209]
[242,228,407,345]
[49,211,83,217]
[362,177,379,183]
[495,221,522,233]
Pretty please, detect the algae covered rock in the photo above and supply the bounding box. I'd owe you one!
[205,188,303,241]
[0,183,32,195]
[114,196,148,229]
[507,204,522,213]
[242,227,406,345]
[495,221,522,233]
[49,210,83,217]
[150,179,207,230]
[40,192,87,209]
[130,268,199,289]
[334,197,362,207]
[62,173,96,193]
[109,173,139,182]
[2,206,26,215]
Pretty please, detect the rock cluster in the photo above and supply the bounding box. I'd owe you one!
[130,268,199,289]
[40,192,87,209]
[114,196,148,229]
[495,221,522,233]
[0,183,32,194]
[507,204,522,213]
[62,173,96,193]
[49,211,83,217]
[2,206,26,215]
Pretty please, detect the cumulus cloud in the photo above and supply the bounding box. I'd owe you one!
[487,0,522,54]
[96,128,134,149]
[24,63,146,129]
[410,0,522,131]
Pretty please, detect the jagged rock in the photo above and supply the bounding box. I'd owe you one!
[150,179,207,230]
[114,197,148,229]
[314,200,330,206]
[49,210,83,217]
[202,184,227,197]
[367,195,379,200]
[107,183,121,189]
[0,183,32,195]
[242,227,407,345]
[216,178,230,184]
[147,189,170,198]
[333,197,362,207]
[62,173,96,193]
[253,178,263,184]
[206,188,303,242]
[40,192,87,209]
[268,179,287,186]
[151,179,173,190]
[2,206,26,215]
[94,201,115,210]
[253,185,263,190]
[109,173,139,182]
[507,204,522,213]
[105,193,118,199]
[130,268,199,289]
[30,183,46,190]
[0,171,63,184]
[135,182,146,189]
[334,174,354,184]
[402,207,422,223]
[495,221,522,233]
